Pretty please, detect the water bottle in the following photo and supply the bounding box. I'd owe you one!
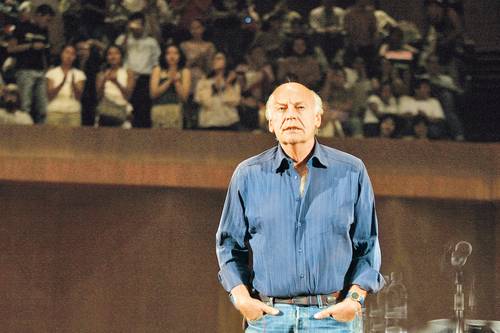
[385,272,407,333]
[369,274,390,333]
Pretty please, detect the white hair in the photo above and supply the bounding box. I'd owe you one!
[265,87,324,120]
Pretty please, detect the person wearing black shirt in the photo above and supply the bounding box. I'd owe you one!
[7,4,54,123]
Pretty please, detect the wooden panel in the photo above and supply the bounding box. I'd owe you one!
[0,126,498,201]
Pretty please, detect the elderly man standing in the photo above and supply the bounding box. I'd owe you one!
[216,82,384,332]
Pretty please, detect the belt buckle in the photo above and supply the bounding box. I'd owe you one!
[326,294,337,305]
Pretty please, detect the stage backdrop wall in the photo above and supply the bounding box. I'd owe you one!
[0,126,498,332]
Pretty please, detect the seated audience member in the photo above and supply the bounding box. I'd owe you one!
[74,36,104,126]
[0,84,33,125]
[149,44,191,129]
[363,81,398,137]
[375,57,411,94]
[309,0,346,62]
[195,52,241,130]
[412,114,430,140]
[319,65,362,137]
[378,114,399,139]
[424,54,464,140]
[344,57,376,116]
[233,45,274,131]
[379,26,418,69]
[399,79,447,139]
[277,35,322,90]
[45,45,86,127]
[95,45,135,127]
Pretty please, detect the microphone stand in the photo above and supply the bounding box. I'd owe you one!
[454,269,465,333]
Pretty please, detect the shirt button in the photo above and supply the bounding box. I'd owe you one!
[294,175,298,179]
[297,222,302,227]
[300,274,304,278]
[298,248,302,253]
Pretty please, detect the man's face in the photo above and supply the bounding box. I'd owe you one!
[129,19,144,37]
[34,14,52,29]
[268,83,321,146]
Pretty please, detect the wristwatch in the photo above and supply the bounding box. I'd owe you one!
[346,291,365,306]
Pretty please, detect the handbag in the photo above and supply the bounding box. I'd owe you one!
[97,97,128,123]
[151,103,183,129]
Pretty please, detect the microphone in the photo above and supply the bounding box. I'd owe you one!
[451,241,472,267]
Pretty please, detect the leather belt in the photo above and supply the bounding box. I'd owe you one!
[259,292,340,307]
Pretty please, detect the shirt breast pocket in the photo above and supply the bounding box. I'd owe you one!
[306,189,354,237]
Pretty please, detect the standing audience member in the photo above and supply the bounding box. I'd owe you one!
[180,19,217,128]
[116,12,161,128]
[234,45,274,131]
[0,83,33,125]
[277,36,322,90]
[423,0,463,83]
[180,19,217,92]
[96,45,135,127]
[7,4,55,123]
[343,0,377,76]
[45,44,86,127]
[195,52,241,130]
[75,36,103,126]
[149,44,191,129]
[309,0,345,62]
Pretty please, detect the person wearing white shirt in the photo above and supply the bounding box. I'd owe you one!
[309,0,345,62]
[115,12,160,128]
[399,79,447,139]
[363,82,399,137]
[45,45,86,127]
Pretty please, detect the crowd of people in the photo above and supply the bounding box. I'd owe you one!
[0,0,470,140]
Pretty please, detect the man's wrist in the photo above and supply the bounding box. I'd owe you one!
[346,290,365,306]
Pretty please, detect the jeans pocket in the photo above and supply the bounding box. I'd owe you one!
[246,313,268,324]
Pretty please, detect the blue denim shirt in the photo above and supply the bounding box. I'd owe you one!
[216,142,384,297]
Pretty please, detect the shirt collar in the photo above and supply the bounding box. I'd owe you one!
[274,140,328,173]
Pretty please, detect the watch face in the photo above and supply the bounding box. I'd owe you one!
[350,292,359,300]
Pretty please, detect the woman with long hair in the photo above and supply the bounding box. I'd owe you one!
[95,44,135,127]
[149,44,192,128]
[45,44,86,127]
[194,52,241,130]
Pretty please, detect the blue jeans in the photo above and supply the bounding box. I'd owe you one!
[15,69,47,124]
[245,304,363,333]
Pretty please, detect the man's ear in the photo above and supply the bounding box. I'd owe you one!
[268,119,274,133]
[315,112,322,129]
